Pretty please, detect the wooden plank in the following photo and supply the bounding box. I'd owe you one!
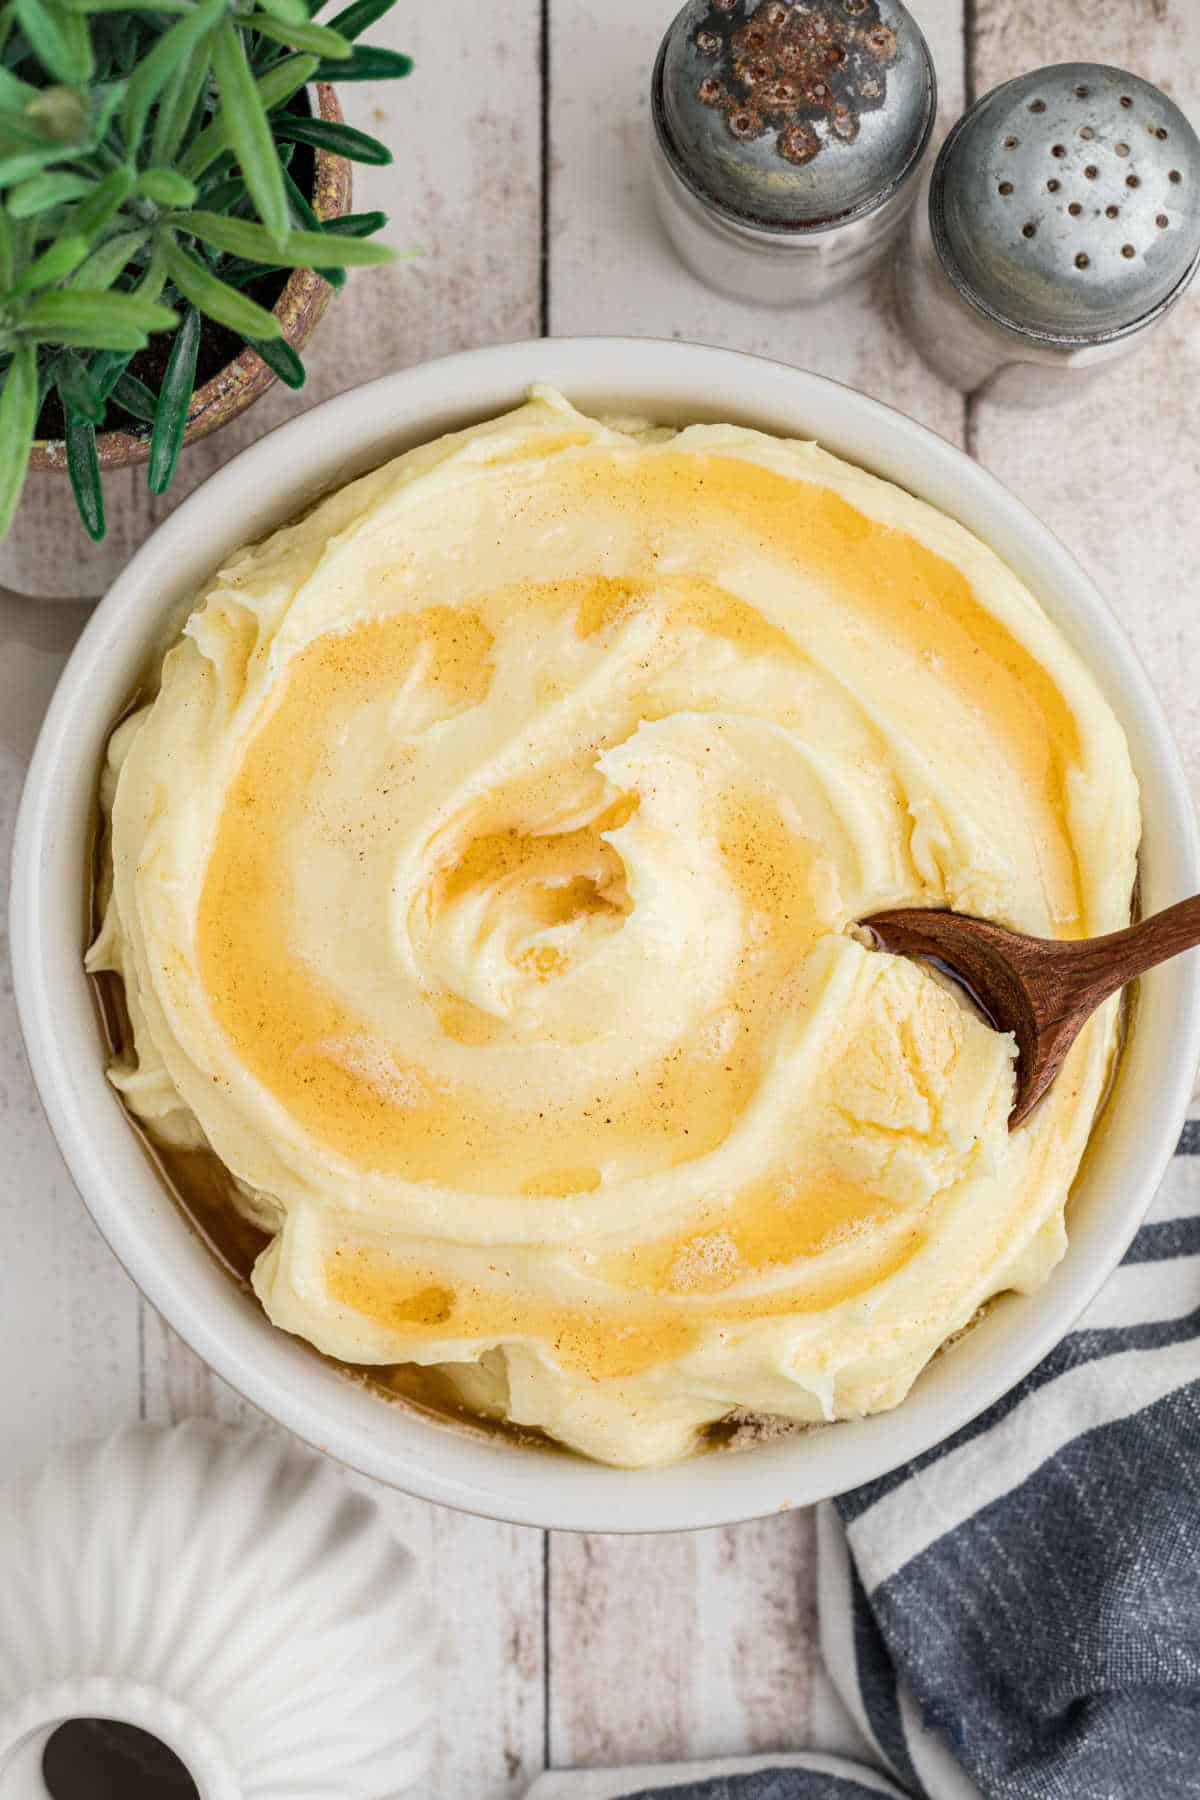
[970,5,1200,795]
[139,1311,260,1430]
[371,1494,547,1800]
[0,746,142,1478]
[543,0,964,1777]
[548,1515,819,1771]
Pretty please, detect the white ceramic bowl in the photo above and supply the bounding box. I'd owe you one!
[12,338,1199,1532]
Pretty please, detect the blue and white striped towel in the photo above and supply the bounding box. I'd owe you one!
[533,1118,1200,1800]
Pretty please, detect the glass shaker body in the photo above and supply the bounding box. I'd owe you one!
[897,169,1146,407]
[650,0,935,310]
[898,63,1200,408]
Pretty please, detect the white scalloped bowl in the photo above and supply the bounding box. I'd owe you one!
[0,1422,430,1798]
[12,339,1200,1531]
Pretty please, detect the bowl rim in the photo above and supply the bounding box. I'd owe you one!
[11,335,1200,1532]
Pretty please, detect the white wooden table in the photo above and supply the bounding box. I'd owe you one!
[2,4,1197,1795]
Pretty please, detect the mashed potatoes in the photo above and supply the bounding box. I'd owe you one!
[89,388,1139,1466]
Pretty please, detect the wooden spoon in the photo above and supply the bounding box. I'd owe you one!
[862,898,1200,1128]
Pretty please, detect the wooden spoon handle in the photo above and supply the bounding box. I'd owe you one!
[1055,894,1200,1014]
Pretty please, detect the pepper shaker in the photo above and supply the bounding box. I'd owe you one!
[898,63,1200,406]
[650,0,936,307]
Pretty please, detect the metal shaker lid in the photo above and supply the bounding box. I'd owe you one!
[654,0,935,232]
[932,64,1200,341]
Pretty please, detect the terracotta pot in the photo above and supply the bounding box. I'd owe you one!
[28,84,352,475]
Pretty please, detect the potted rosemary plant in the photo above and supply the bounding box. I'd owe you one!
[0,0,410,541]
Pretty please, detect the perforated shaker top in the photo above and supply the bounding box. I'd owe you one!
[933,64,1200,340]
[656,0,935,230]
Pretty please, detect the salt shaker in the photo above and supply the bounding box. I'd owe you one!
[898,63,1200,406]
[650,0,936,307]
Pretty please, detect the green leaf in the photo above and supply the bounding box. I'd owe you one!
[150,36,211,164]
[245,331,305,387]
[210,17,289,244]
[13,0,93,81]
[161,236,281,337]
[135,242,167,303]
[71,166,136,238]
[180,52,316,176]
[148,299,198,493]
[195,148,235,182]
[122,0,224,153]
[88,346,134,400]
[104,8,142,69]
[271,115,391,165]
[0,68,41,109]
[12,215,35,266]
[194,174,246,213]
[0,146,63,187]
[326,0,395,41]
[0,209,12,290]
[60,0,192,10]
[251,0,308,22]
[53,351,104,422]
[279,160,317,226]
[313,45,409,80]
[322,208,386,237]
[5,233,89,296]
[173,207,391,267]
[7,169,92,215]
[245,13,349,55]
[23,287,177,340]
[35,350,58,411]
[168,207,293,260]
[0,111,50,152]
[65,409,104,538]
[87,79,126,142]
[0,339,37,539]
[202,254,281,288]
[138,167,197,206]
[71,226,149,290]
[284,225,390,266]
[278,164,341,285]
[112,367,157,420]
[23,322,136,348]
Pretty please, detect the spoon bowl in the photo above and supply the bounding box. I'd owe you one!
[864,898,1200,1126]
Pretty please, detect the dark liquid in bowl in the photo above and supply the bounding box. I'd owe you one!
[87,956,560,1454]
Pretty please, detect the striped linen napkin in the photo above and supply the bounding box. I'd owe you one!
[532,1117,1200,1800]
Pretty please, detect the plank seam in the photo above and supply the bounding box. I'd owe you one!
[137,1297,147,1420]
[962,0,978,461]
[539,0,551,336]
[542,1530,552,1773]
[963,0,977,109]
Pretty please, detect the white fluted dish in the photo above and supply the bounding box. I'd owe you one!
[0,1423,430,1799]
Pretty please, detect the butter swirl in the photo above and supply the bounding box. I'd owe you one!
[90,390,1139,1466]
